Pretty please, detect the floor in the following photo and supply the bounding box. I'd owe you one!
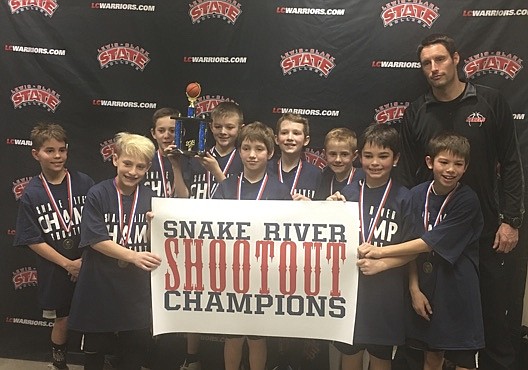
[0,358,83,370]
[0,358,127,370]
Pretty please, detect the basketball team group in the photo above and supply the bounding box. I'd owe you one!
[14,34,524,370]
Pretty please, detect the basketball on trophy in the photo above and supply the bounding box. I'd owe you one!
[186,82,201,99]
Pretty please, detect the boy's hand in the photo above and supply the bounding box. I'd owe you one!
[65,258,82,280]
[410,288,432,321]
[292,193,311,201]
[357,243,382,259]
[357,258,388,275]
[132,251,162,271]
[326,191,346,201]
[164,145,182,166]
[197,153,222,177]
[146,211,154,223]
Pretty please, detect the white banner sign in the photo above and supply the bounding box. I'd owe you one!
[151,198,359,344]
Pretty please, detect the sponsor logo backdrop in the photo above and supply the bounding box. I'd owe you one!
[1,0,527,363]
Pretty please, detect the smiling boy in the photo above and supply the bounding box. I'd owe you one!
[68,132,161,370]
[329,124,414,370]
[358,133,484,370]
[14,123,94,370]
[267,113,321,200]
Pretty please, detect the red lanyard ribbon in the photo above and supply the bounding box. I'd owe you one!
[39,170,73,233]
[113,178,139,247]
[359,178,392,244]
[208,148,237,198]
[278,159,303,195]
[157,150,172,198]
[423,181,459,231]
[330,167,355,195]
[237,173,268,200]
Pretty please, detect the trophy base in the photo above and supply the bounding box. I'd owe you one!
[171,116,210,157]
[169,148,206,157]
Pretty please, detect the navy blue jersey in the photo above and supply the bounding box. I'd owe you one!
[314,166,364,200]
[68,179,155,333]
[143,151,174,198]
[267,158,322,199]
[13,170,94,310]
[213,173,291,200]
[185,147,243,199]
[407,182,484,350]
[341,179,414,346]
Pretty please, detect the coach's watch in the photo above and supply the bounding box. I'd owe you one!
[500,214,523,229]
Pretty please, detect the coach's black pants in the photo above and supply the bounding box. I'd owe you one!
[479,233,516,370]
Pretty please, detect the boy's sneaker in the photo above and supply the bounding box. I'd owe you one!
[51,346,68,369]
[180,360,201,370]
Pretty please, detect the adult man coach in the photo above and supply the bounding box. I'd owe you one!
[397,34,524,370]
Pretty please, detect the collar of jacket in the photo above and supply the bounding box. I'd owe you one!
[424,81,477,105]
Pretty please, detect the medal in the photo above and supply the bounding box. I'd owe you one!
[420,181,460,276]
[113,177,140,268]
[62,238,74,250]
[423,261,433,274]
[118,260,129,268]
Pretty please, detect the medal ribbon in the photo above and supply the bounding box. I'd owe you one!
[359,178,392,244]
[423,181,460,231]
[237,173,268,200]
[278,159,303,195]
[157,150,172,198]
[208,148,237,198]
[330,167,355,195]
[39,170,73,233]
[113,178,140,247]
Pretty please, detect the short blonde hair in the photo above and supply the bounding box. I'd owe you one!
[324,127,357,151]
[114,132,155,163]
[211,102,244,126]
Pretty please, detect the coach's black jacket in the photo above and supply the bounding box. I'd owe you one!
[396,82,523,235]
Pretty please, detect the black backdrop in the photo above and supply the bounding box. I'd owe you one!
[1,0,527,364]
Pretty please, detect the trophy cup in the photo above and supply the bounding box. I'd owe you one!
[171,82,209,156]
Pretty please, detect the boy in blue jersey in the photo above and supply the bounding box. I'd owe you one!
[357,132,484,370]
[68,133,161,370]
[214,121,291,201]
[315,127,364,200]
[268,113,321,200]
[329,124,415,370]
[169,102,244,370]
[144,107,180,198]
[171,101,244,200]
[214,121,290,370]
[14,123,94,370]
